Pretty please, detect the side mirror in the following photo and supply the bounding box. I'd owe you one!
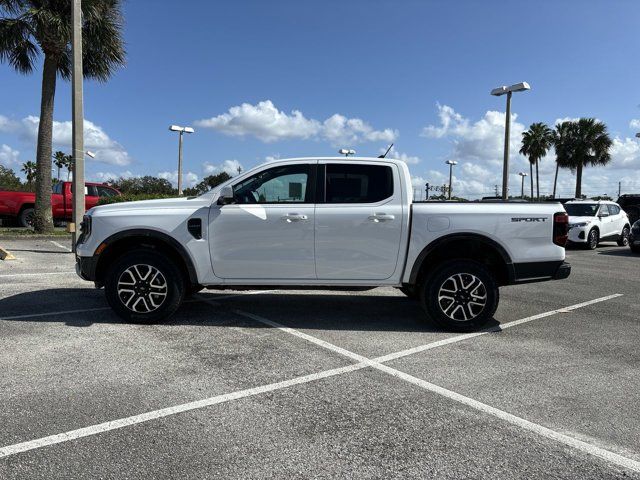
[217,185,235,205]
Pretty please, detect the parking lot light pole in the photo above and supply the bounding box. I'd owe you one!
[518,172,528,199]
[445,160,457,200]
[491,82,531,200]
[169,125,195,195]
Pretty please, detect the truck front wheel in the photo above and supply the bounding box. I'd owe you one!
[420,260,499,332]
[104,249,186,324]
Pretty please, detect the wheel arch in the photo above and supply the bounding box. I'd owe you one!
[408,233,514,287]
[94,229,198,286]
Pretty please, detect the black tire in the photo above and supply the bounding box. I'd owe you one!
[419,260,499,332]
[617,226,630,247]
[104,249,186,324]
[19,207,34,228]
[631,244,640,254]
[398,285,418,300]
[586,228,599,250]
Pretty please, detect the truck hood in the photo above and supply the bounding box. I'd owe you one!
[91,196,211,214]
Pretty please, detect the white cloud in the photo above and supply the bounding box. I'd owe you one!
[202,159,244,176]
[630,119,640,130]
[92,170,136,182]
[0,144,20,167]
[158,170,199,188]
[0,115,131,166]
[195,100,398,146]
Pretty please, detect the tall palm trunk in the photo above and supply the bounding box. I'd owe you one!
[535,160,540,200]
[552,163,559,199]
[529,163,534,198]
[33,55,57,233]
[575,163,583,198]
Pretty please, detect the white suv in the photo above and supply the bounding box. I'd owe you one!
[565,200,631,249]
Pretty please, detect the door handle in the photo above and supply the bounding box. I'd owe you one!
[368,213,395,223]
[282,213,308,223]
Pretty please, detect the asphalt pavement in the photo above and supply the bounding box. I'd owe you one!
[0,237,638,479]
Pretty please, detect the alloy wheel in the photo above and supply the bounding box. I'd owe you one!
[117,264,168,313]
[437,273,487,322]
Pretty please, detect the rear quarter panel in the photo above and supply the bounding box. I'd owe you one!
[402,202,566,283]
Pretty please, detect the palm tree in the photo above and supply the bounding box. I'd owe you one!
[21,161,36,189]
[520,122,554,200]
[551,122,572,198]
[554,118,612,198]
[52,151,67,180]
[0,1,126,232]
[65,154,74,180]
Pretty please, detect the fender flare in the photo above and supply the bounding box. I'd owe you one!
[96,228,198,284]
[408,232,514,285]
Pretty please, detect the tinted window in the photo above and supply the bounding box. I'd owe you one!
[97,186,117,198]
[565,203,598,216]
[608,204,620,215]
[52,183,62,194]
[86,185,98,197]
[233,164,311,204]
[325,164,393,203]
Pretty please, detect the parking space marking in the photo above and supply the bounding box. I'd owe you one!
[229,296,640,474]
[0,271,75,279]
[374,293,624,363]
[0,363,368,459]
[50,241,71,252]
[0,293,632,472]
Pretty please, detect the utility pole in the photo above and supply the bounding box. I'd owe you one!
[71,0,84,252]
[618,181,621,198]
[518,172,528,199]
[494,184,499,197]
[445,160,457,200]
[425,183,430,200]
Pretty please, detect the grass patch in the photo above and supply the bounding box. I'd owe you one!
[0,227,71,238]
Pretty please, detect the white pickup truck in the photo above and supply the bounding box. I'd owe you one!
[76,157,571,331]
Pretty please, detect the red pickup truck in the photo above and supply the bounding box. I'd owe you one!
[0,182,121,227]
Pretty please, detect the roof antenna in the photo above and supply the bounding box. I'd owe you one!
[378,143,394,158]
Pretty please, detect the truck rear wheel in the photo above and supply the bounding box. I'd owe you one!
[420,260,498,332]
[104,249,186,324]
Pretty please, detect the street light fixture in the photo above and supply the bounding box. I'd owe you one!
[339,149,356,157]
[491,81,531,200]
[445,160,457,200]
[169,125,195,195]
[518,172,528,199]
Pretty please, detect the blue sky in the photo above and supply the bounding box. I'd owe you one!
[1,0,640,198]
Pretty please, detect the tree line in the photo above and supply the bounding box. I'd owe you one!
[520,118,612,199]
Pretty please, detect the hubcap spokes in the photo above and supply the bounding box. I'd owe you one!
[438,273,487,322]
[117,264,168,313]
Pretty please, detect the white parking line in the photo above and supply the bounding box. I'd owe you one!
[0,293,632,473]
[0,271,75,279]
[50,240,71,252]
[230,295,640,474]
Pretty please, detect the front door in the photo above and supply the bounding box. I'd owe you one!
[209,162,316,280]
[315,162,404,280]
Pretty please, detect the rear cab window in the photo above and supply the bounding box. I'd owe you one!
[322,163,394,203]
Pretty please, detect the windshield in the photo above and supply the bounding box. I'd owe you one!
[565,203,598,216]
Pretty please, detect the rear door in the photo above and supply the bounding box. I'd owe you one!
[608,204,625,235]
[209,162,317,279]
[315,161,404,280]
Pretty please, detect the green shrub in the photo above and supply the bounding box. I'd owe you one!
[97,193,176,206]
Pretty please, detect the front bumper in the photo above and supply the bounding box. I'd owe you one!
[75,255,98,282]
[567,226,588,243]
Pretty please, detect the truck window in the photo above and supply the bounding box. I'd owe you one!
[233,164,311,204]
[96,186,118,198]
[325,164,393,203]
[52,183,62,194]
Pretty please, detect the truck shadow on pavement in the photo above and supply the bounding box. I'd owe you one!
[0,288,501,332]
